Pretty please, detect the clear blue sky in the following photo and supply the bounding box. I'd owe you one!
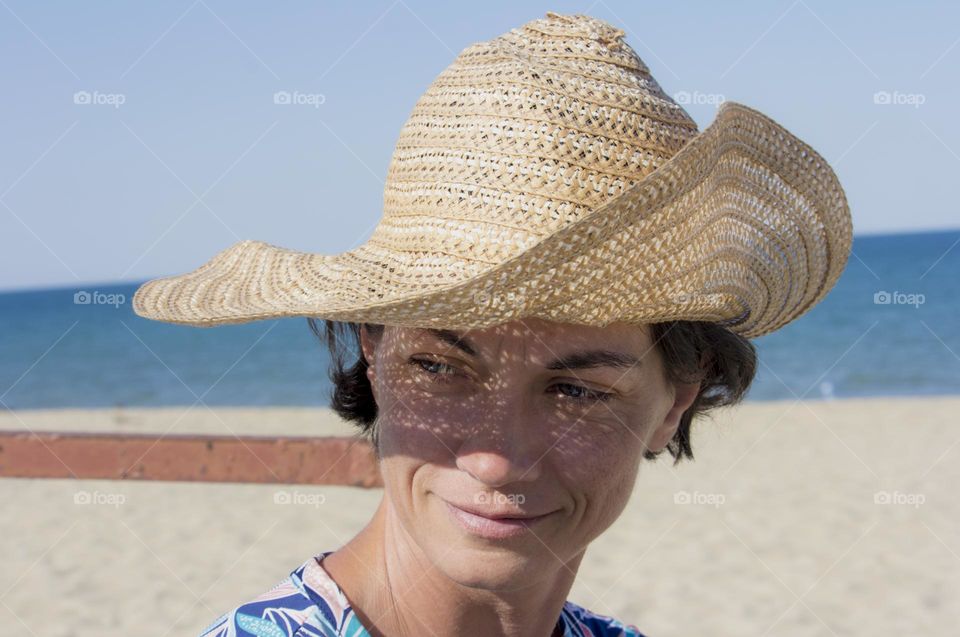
[1,0,957,291]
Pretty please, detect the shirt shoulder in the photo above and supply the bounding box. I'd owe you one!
[198,553,645,637]
[197,575,314,637]
[198,552,364,637]
[560,600,648,637]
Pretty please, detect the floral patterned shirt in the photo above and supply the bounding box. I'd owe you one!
[199,551,647,636]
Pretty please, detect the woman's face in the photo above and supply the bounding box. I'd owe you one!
[360,318,698,591]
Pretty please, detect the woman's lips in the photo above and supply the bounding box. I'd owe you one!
[443,500,553,540]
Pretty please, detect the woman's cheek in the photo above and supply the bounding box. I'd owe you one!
[547,407,649,478]
[375,391,474,464]
[378,414,455,461]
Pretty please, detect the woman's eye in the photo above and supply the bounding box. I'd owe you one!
[408,359,612,405]
[551,383,613,406]
[409,357,460,381]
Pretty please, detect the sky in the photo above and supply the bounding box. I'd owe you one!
[1,0,957,291]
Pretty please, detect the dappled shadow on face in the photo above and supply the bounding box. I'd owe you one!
[362,317,679,535]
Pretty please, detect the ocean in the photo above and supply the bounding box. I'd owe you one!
[1,229,957,409]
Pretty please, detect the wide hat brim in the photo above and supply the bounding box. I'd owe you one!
[132,100,852,339]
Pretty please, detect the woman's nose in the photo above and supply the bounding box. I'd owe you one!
[453,401,545,487]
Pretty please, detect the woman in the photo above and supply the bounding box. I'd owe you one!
[133,11,852,637]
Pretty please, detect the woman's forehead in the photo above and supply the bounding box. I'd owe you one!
[384,319,655,365]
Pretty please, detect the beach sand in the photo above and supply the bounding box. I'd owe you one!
[1,397,957,636]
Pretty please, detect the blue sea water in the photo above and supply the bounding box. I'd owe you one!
[0,230,957,409]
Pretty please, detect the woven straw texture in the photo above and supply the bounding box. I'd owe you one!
[132,11,852,339]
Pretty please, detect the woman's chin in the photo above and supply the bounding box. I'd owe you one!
[429,547,546,592]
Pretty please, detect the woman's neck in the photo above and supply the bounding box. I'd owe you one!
[321,496,582,637]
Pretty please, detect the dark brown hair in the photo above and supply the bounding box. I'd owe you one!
[307,319,757,465]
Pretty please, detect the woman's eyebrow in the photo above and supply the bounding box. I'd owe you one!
[417,328,641,371]
[419,328,478,357]
[545,349,642,372]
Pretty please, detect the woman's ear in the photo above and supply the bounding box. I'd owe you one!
[648,349,711,452]
[647,380,700,453]
[359,324,380,385]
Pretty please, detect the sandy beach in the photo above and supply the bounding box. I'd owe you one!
[1,397,957,636]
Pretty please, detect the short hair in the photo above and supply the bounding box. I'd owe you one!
[307,319,757,464]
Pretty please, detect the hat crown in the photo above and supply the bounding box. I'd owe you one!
[372,12,700,266]
[512,11,638,68]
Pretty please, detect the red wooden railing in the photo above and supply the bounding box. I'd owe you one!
[0,431,383,487]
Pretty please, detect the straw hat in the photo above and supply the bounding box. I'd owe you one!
[132,11,852,339]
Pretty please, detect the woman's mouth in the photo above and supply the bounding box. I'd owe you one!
[443,500,554,540]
